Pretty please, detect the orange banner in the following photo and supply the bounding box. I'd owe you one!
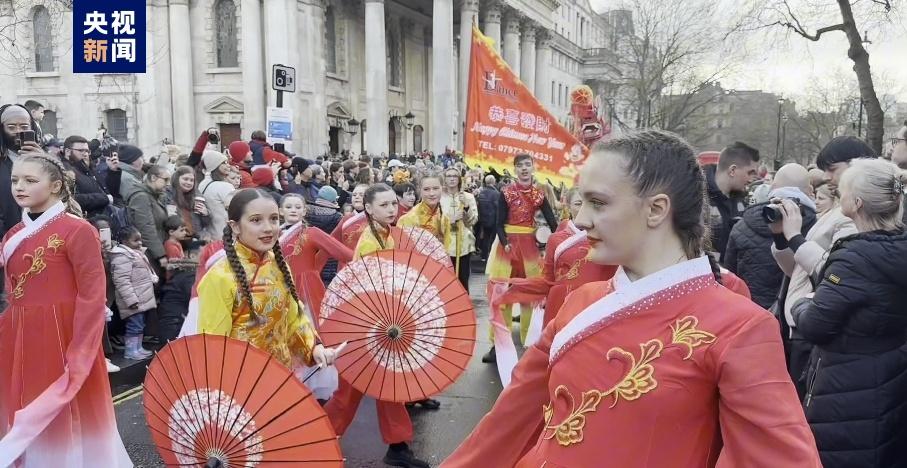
[465,26,588,187]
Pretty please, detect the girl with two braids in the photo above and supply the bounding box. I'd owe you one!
[443,131,819,468]
[196,189,339,376]
[0,155,131,466]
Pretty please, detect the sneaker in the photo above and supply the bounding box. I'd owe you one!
[383,445,430,468]
[106,358,121,373]
[481,347,496,363]
[405,399,441,410]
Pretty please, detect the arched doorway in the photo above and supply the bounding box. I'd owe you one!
[412,125,423,153]
[388,118,399,155]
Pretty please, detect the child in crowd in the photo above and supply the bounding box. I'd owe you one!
[88,216,121,373]
[109,226,159,360]
[280,192,307,230]
[163,215,188,260]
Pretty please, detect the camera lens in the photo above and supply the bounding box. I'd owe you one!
[762,204,782,224]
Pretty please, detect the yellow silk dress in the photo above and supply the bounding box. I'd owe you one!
[397,201,453,246]
[197,241,318,368]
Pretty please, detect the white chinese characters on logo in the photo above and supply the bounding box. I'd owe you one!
[112,38,136,63]
[488,105,504,123]
[112,11,136,35]
[83,11,108,34]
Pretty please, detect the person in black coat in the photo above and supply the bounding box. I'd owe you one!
[792,158,907,468]
[704,142,761,263]
[474,175,499,261]
[725,164,817,308]
[63,135,111,219]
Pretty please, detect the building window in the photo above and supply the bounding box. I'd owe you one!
[558,84,562,106]
[387,25,403,87]
[33,6,53,72]
[214,0,238,67]
[551,81,555,104]
[42,110,58,138]
[325,6,337,73]
[106,109,128,142]
[413,125,423,153]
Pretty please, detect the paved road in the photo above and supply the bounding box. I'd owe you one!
[113,272,505,467]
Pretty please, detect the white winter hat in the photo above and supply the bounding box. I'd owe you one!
[202,150,228,174]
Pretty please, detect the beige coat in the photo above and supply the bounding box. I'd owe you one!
[110,244,159,317]
[772,206,857,327]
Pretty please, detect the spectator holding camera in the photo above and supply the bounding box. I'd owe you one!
[771,136,867,394]
[725,163,817,309]
[791,157,907,468]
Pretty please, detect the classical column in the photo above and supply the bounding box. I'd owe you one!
[431,0,455,153]
[168,0,194,146]
[482,2,501,52]
[241,0,265,133]
[458,0,479,144]
[535,29,552,109]
[365,0,388,155]
[519,22,536,92]
[264,0,290,81]
[501,11,520,77]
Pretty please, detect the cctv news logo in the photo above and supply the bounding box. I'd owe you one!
[73,0,146,73]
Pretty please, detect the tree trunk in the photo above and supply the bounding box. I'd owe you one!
[836,0,883,154]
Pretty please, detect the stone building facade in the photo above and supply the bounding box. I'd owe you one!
[0,0,629,156]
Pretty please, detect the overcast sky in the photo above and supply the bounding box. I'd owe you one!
[589,1,907,103]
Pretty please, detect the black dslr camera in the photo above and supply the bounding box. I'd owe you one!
[762,198,802,223]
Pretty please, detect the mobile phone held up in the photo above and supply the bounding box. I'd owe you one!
[15,130,36,148]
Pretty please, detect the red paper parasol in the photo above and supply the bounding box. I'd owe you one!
[392,226,454,269]
[319,250,476,402]
[143,334,344,467]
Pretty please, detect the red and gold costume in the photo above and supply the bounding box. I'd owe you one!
[486,181,558,344]
[279,222,353,326]
[324,222,413,444]
[0,203,131,467]
[541,220,617,324]
[330,211,367,267]
[444,256,819,468]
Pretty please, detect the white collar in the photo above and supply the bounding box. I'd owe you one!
[2,201,66,265]
[550,255,713,361]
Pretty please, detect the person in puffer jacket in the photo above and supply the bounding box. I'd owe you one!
[792,158,907,468]
[109,226,159,360]
[725,164,816,308]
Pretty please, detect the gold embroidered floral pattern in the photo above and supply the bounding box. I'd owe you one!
[541,318,717,448]
[291,231,307,257]
[542,339,663,446]
[559,258,586,281]
[12,234,64,299]
[671,316,717,360]
[543,386,604,446]
[602,339,663,407]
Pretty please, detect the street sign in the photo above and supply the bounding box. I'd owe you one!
[267,106,294,150]
[272,64,296,93]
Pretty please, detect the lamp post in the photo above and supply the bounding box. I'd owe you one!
[404,111,415,155]
[345,118,359,154]
[774,98,785,171]
[780,114,789,165]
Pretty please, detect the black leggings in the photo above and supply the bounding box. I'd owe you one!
[450,253,471,292]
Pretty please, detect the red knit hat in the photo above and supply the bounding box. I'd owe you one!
[251,167,275,187]
[239,170,255,188]
[228,141,251,166]
[262,148,289,166]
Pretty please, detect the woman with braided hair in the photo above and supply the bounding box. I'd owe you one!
[443,131,819,468]
[0,155,131,466]
[196,188,339,377]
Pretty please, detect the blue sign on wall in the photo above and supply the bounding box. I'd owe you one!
[73,0,146,73]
